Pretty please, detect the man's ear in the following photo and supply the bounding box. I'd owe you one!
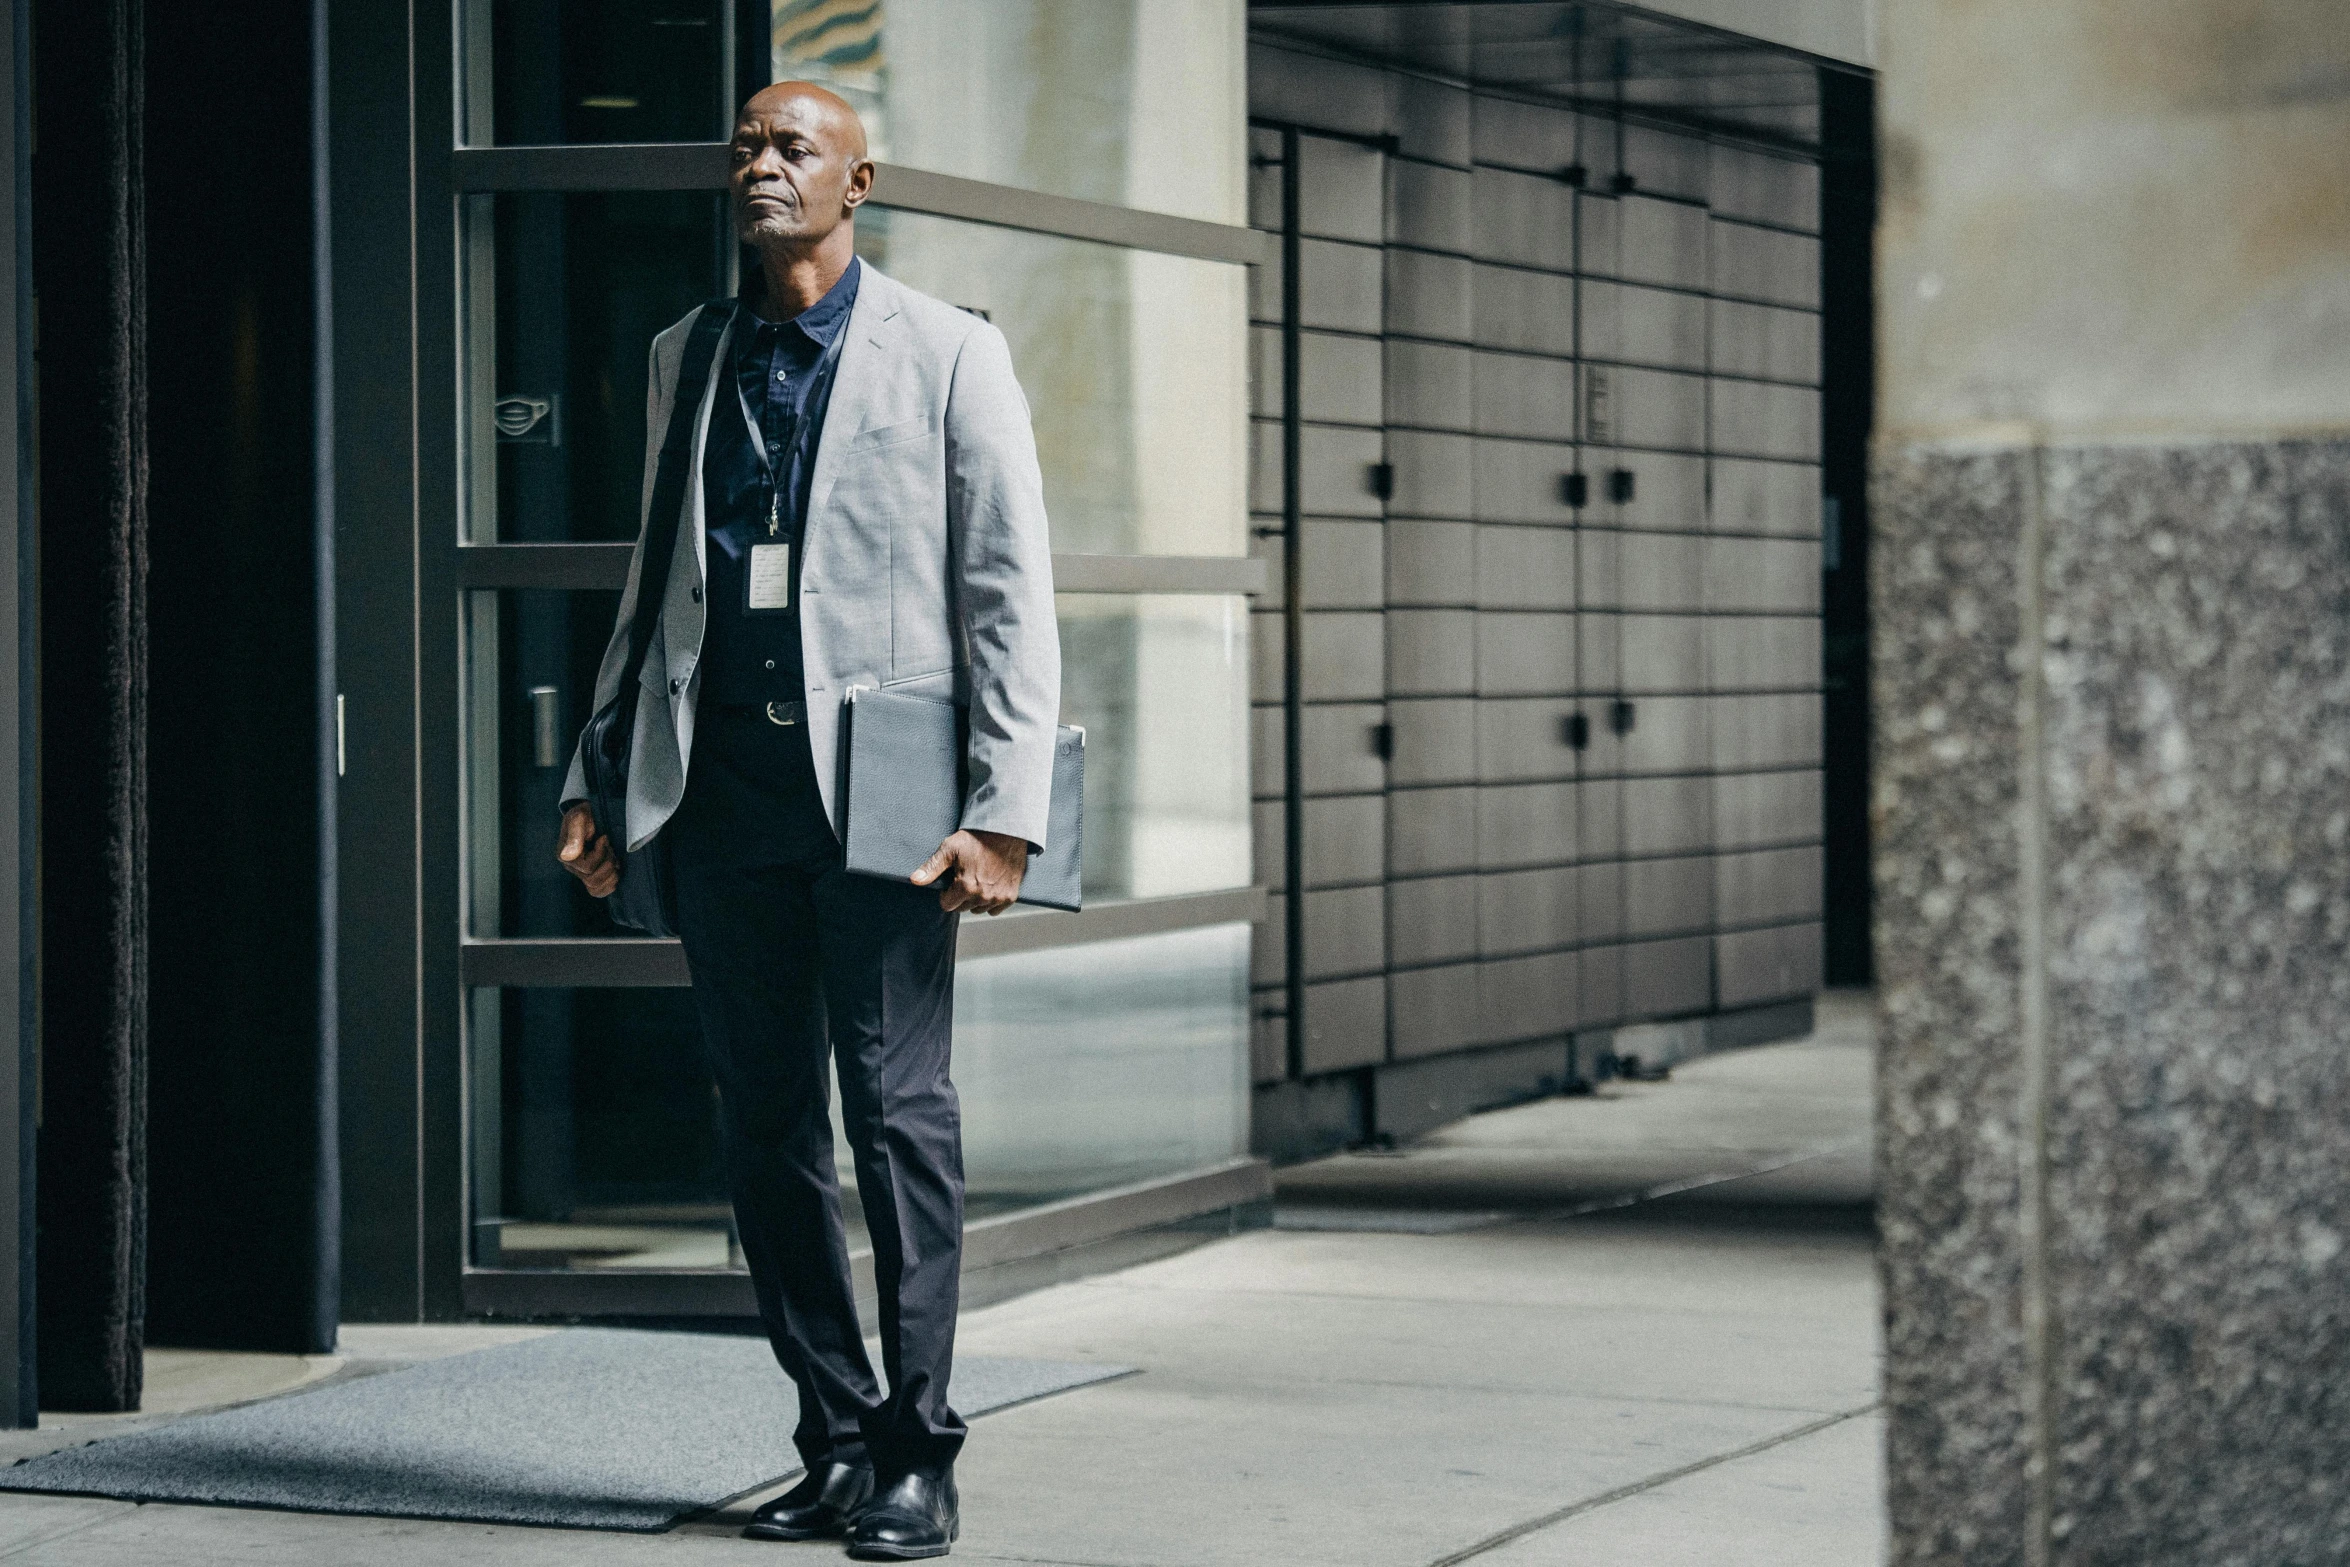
[843,159,875,211]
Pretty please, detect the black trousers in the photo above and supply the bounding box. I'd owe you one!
[668,705,967,1477]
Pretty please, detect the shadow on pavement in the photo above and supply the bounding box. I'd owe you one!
[1271,992,1878,1241]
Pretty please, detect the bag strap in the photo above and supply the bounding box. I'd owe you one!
[618,299,736,693]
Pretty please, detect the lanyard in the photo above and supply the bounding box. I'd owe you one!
[729,306,851,541]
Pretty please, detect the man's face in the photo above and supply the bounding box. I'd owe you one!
[731,86,869,247]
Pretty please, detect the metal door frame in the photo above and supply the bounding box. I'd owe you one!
[334,0,1281,1322]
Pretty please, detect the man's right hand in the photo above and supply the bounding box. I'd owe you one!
[557,803,619,898]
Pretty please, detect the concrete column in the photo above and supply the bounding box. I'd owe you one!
[1873,3,2350,1561]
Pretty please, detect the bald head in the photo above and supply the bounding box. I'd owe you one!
[741,81,868,162]
[730,81,874,257]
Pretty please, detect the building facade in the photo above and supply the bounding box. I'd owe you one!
[1243,18,1840,1153]
[0,0,1864,1411]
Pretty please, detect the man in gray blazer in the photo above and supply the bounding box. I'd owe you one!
[556,81,1059,1560]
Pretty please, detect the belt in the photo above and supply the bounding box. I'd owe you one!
[714,699,806,726]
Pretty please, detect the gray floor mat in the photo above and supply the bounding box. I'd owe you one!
[0,1329,1131,1531]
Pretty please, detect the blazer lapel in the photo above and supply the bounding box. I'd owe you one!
[686,309,739,585]
[809,266,902,517]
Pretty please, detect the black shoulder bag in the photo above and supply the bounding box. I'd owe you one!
[579,300,734,937]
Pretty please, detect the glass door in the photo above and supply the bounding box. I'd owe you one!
[448,0,1271,1302]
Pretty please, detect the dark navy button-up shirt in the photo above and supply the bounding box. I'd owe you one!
[699,256,860,707]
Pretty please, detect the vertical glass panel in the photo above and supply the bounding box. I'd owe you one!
[465,588,630,938]
[955,924,1251,1207]
[469,987,736,1270]
[481,0,733,145]
[1057,594,1250,901]
[855,210,1248,556]
[766,0,1246,225]
[470,192,731,544]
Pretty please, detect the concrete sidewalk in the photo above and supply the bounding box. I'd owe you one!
[0,994,1883,1565]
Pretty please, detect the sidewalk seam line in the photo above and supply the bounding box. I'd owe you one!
[1492,1140,1873,1226]
[1421,1399,1884,1567]
[1098,1373,1865,1417]
[0,1507,130,1560]
[1071,1281,1874,1317]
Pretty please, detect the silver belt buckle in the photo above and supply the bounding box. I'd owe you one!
[765,700,800,726]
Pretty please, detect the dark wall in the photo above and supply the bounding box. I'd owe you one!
[33,0,331,1380]
[138,0,331,1352]
[1818,70,1876,988]
[31,0,147,1413]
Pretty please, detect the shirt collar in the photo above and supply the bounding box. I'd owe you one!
[741,255,861,349]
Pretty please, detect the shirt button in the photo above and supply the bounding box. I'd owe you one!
[763,660,776,670]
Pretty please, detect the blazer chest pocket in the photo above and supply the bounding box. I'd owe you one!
[848,415,935,453]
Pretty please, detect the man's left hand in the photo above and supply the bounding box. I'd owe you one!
[911,829,1030,915]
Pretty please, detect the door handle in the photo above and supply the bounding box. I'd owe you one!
[529,685,562,768]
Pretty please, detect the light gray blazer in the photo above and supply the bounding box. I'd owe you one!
[563,264,1062,853]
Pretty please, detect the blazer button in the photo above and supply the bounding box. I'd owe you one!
[669,678,683,694]
[690,586,703,603]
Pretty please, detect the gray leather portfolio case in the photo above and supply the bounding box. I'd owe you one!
[839,687,1084,911]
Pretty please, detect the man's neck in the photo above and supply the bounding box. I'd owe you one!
[755,231,856,322]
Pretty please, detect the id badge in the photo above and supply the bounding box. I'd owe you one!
[746,541,792,613]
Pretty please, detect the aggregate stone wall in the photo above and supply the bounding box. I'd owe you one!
[1874,0,2350,1556]
[1874,439,2350,1564]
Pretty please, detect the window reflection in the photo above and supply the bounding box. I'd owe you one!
[469,199,1247,558]
[857,210,1249,557]
[467,590,1251,937]
[768,0,1245,224]
[468,986,733,1270]
[464,588,627,941]
[955,925,1253,1202]
[477,192,732,545]
[1057,594,1252,901]
[486,0,732,146]
[479,0,1251,222]
[467,925,1250,1270]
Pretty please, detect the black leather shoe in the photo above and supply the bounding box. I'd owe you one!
[741,1460,874,1541]
[846,1468,959,1560]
